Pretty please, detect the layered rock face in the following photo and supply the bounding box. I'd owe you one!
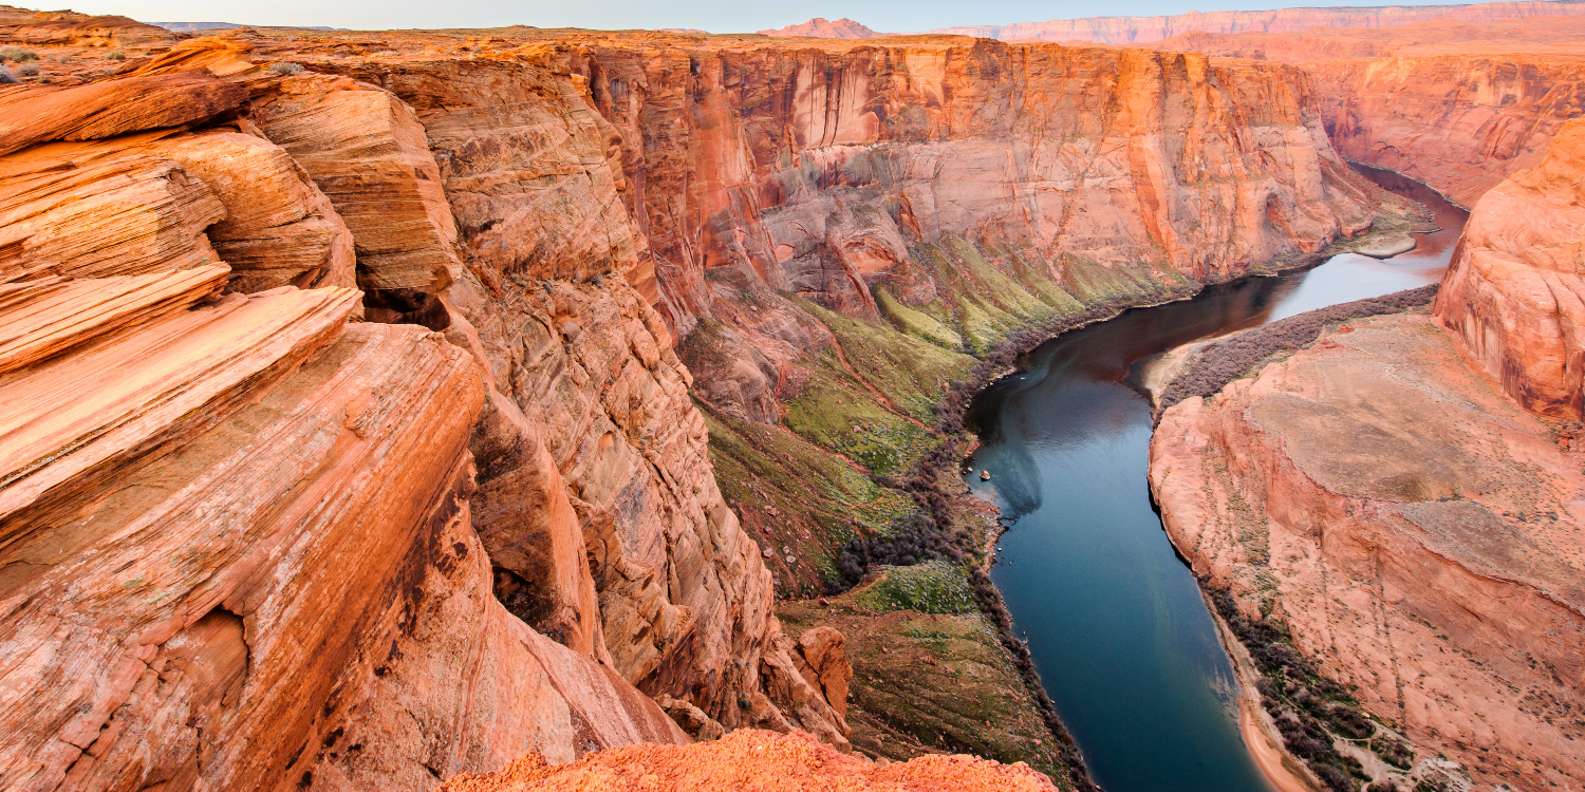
[932,0,1582,45]
[1152,312,1585,790]
[217,28,1393,692]
[1434,119,1585,418]
[0,47,688,792]
[1150,135,1585,788]
[1150,7,1585,206]
[0,12,1423,790]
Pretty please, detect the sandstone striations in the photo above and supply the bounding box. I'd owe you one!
[1434,118,1585,419]
[441,729,1058,792]
[1149,6,1585,206]
[0,7,1467,790]
[1150,129,1585,790]
[0,45,688,792]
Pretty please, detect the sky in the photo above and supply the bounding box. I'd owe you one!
[61,0,1485,33]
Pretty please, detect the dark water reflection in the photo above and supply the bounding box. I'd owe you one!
[964,168,1466,792]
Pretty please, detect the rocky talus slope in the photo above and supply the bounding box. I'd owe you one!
[1151,4,1585,207]
[1150,122,1585,791]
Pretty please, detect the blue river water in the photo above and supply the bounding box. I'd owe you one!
[963,168,1465,792]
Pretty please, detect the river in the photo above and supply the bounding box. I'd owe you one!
[962,167,1466,792]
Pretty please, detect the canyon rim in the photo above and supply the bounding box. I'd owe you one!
[0,0,1581,790]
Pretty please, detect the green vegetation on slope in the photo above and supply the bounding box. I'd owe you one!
[781,563,1078,787]
[705,406,919,593]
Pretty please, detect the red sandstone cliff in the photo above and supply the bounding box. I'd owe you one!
[1147,6,1585,207]
[1150,120,1585,791]
[0,9,1419,790]
[1434,118,1585,418]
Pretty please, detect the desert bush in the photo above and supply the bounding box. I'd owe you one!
[1157,284,1439,415]
[269,61,306,75]
[0,46,38,62]
[0,66,15,84]
[856,562,976,614]
[106,50,126,61]
[17,62,38,77]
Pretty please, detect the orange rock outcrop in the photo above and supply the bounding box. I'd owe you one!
[1434,118,1585,419]
[0,51,687,792]
[1150,125,1585,789]
[0,8,1476,790]
[1150,5,1585,206]
[440,729,1057,792]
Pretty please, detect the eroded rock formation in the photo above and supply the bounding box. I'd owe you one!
[1149,5,1585,206]
[1150,130,1585,789]
[0,58,688,791]
[0,6,1477,790]
[1434,118,1585,418]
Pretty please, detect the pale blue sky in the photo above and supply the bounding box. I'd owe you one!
[67,0,1482,33]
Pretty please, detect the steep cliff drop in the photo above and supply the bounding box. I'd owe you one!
[1147,2,1585,207]
[0,6,1468,791]
[930,0,1585,44]
[1150,120,1585,791]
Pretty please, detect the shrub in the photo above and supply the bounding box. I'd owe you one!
[17,62,38,77]
[269,61,306,75]
[0,46,38,62]
[856,562,977,615]
[0,66,14,84]
[106,50,126,61]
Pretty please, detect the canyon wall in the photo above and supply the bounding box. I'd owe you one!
[1150,127,1585,790]
[1433,118,1585,418]
[0,66,689,791]
[343,31,1385,598]
[932,0,1582,45]
[0,11,1414,790]
[1150,7,1585,206]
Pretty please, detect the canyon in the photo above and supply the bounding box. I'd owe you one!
[0,1,1581,791]
[1150,120,1585,790]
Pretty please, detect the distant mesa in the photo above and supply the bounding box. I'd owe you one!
[153,20,339,32]
[154,21,242,32]
[757,17,880,38]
